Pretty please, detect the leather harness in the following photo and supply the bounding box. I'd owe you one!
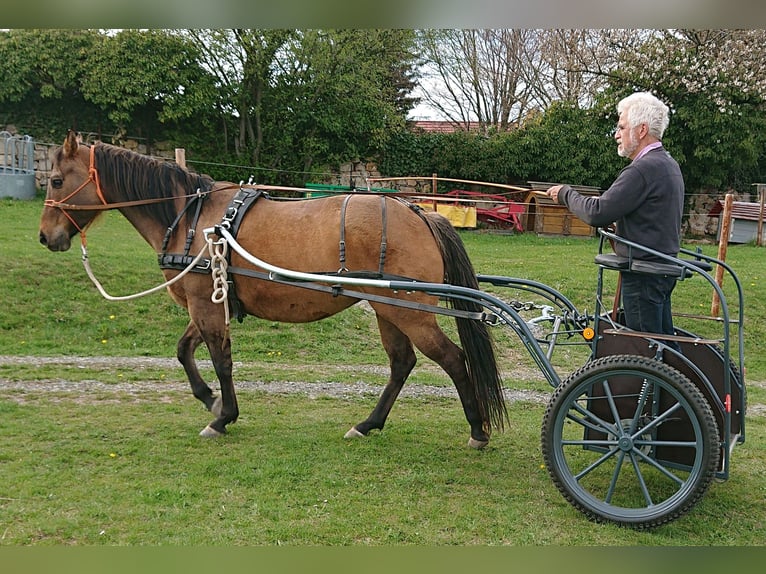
[158,190,495,325]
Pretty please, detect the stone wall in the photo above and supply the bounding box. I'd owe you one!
[685,187,752,238]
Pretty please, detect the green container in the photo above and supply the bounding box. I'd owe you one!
[304,183,398,198]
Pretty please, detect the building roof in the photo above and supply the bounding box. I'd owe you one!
[709,200,766,222]
[411,120,484,133]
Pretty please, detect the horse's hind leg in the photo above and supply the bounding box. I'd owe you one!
[345,316,417,438]
[177,320,219,415]
[416,327,490,448]
[366,310,490,449]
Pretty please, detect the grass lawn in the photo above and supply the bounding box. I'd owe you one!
[1,196,765,546]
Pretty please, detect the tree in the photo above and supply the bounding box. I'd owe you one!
[182,29,294,162]
[262,29,419,181]
[0,29,107,138]
[80,30,219,146]
[521,29,637,109]
[417,29,537,131]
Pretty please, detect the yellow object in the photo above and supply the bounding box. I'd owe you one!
[415,202,477,228]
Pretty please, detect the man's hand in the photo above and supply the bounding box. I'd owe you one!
[546,184,564,204]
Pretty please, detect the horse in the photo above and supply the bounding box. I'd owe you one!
[39,130,507,448]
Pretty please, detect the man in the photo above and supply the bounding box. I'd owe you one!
[546,91,684,342]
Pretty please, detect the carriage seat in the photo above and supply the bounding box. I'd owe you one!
[594,253,713,278]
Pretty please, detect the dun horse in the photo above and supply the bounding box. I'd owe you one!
[39,131,507,448]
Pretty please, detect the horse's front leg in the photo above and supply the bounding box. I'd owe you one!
[177,320,219,414]
[196,319,239,438]
[178,314,239,437]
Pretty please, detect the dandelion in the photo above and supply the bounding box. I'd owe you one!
[101,339,108,344]
[109,453,117,458]
[109,314,116,320]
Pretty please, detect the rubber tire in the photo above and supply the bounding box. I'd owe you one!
[542,354,720,529]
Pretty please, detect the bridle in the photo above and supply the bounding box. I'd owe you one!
[43,143,222,246]
[43,145,109,243]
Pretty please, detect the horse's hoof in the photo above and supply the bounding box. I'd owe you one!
[344,427,365,439]
[468,437,489,449]
[210,397,222,417]
[199,424,224,438]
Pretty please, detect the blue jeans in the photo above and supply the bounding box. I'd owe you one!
[620,271,679,349]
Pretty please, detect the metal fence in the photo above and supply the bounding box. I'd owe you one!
[1,131,36,199]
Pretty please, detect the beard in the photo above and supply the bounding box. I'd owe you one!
[617,129,639,158]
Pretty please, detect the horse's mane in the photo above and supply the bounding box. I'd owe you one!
[93,143,214,229]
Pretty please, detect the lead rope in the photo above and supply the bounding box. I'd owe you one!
[208,234,230,325]
[81,242,209,301]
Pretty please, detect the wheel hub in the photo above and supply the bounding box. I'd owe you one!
[618,436,634,451]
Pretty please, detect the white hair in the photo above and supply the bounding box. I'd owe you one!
[617,92,670,139]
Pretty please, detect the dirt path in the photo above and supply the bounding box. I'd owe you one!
[0,354,551,404]
[1,354,761,416]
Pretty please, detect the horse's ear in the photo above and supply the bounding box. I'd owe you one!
[62,130,79,157]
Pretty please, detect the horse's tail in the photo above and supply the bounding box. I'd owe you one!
[421,210,508,433]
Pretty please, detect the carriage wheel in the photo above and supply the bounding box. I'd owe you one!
[541,354,720,529]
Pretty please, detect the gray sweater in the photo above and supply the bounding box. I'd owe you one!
[557,146,684,261]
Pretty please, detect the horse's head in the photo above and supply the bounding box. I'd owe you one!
[39,131,104,252]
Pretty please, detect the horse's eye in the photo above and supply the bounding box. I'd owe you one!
[51,178,63,189]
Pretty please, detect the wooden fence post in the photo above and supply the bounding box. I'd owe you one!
[175,148,186,170]
[711,193,733,317]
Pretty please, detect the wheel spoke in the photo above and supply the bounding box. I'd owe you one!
[573,446,621,481]
[632,401,683,437]
[568,400,618,437]
[629,379,652,433]
[631,446,687,485]
[565,409,616,438]
[628,450,655,505]
[601,379,626,435]
[604,450,627,503]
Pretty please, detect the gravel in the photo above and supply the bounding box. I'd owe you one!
[2,354,761,416]
[0,354,551,405]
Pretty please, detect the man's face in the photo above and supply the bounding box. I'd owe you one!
[615,110,639,159]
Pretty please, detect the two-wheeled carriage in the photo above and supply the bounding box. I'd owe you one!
[532,230,745,529]
[214,221,745,529]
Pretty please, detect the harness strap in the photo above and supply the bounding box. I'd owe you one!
[378,195,387,275]
[338,194,389,274]
[338,195,352,272]
[160,177,210,254]
[226,265,497,324]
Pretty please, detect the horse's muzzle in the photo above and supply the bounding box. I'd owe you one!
[39,229,72,252]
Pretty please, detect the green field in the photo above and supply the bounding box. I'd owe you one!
[1,196,764,545]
